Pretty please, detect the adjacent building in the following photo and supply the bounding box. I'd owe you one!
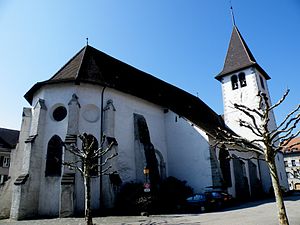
[282,137,300,190]
[0,128,19,184]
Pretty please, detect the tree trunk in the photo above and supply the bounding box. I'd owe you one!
[268,159,289,225]
[84,171,93,225]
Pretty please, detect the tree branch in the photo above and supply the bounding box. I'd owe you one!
[239,119,263,137]
[269,89,290,111]
[275,104,300,131]
[100,153,118,167]
[234,104,263,136]
[271,113,300,140]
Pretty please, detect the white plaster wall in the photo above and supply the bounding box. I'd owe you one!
[222,68,278,147]
[31,82,170,214]
[222,68,262,141]
[32,84,70,215]
[104,87,169,183]
[164,112,212,193]
[220,68,286,194]
[74,83,169,183]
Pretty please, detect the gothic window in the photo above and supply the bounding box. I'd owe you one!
[231,75,238,90]
[85,134,99,177]
[45,135,63,177]
[238,72,247,87]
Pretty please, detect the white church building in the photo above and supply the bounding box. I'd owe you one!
[1,25,288,219]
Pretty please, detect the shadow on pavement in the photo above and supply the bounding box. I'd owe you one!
[220,191,300,212]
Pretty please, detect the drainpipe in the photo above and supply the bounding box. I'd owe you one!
[99,86,106,211]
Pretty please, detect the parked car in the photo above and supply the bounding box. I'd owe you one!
[205,191,233,210]
[185,193,207,212]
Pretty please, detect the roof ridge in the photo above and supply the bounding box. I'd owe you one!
[75,45,89,80]
[48,46,87,81]
[233,26,256,64]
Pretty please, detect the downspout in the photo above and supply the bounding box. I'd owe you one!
[99,86,106,211]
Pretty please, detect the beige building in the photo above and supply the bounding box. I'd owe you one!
[283,137,300,190]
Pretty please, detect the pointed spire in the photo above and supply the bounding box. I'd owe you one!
[215,26,270,81]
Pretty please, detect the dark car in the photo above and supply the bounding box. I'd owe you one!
[185,193,207,212]
[205,191,233,210]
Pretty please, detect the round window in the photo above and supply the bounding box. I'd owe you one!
[52,106,67,121]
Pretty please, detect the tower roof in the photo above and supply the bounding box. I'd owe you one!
[24,45,226,136]
[215,26,270,81]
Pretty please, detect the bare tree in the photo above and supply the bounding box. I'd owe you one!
[64,133,117,225]
[214,90,299,225]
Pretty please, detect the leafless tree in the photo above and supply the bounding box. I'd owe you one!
[213,90,299,225]
[64,133,117,225]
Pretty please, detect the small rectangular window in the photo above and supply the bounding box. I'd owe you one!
[294,170,298,178]
[292,160,296,166]
[284,161,288,167]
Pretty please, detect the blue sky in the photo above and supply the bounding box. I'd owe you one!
[0,1,299,130]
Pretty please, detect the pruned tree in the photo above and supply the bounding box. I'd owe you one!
[63,133,117,225]
[213,90,299,225]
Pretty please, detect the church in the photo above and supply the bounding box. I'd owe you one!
[1,25,288,219]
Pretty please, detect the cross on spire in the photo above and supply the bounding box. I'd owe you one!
[229,0,236,26]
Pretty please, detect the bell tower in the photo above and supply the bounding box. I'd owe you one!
[214,25,292,196]
[215,25,276,141]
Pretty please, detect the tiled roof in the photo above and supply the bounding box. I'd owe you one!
[215,26,270,81]
[282,137,300,153]
[0,128,20,149]
[24,45,226,135]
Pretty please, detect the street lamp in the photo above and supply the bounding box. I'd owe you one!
[143,167,150,193]
[143,167,150,182]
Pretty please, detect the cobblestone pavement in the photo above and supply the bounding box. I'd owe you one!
[1,195,300,225]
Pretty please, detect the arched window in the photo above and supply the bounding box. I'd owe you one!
[85,134,99,177]
[45,135,63,177]
[231,75,238,90]
[238,72,247,87]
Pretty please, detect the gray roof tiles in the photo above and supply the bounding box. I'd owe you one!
[216,26,270,81]
[24,45,226,135]
[0,128,19,149]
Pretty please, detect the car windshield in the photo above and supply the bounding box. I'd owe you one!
[187,194,205,201]
[211,192,222,197]
[194,195,205,200]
